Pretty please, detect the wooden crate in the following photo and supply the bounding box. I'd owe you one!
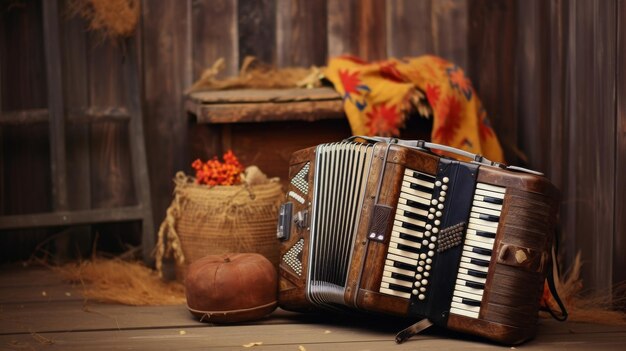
[185,87,432,186]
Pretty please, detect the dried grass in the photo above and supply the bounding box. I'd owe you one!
[55,258,185,306]
[187,56,322,93]
[543,252,626,325]
[68,0,140,39]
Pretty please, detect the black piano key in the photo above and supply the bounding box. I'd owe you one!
[397,243,421,254]
[388,283,413,294]
[391,272,414,282]
[467,269,488,279]
[401,221,423,232]
[462,298,482,307]
[409,182,433,194]
[483,196,504,205]
[479,213,500,222]
[472,247,493,256]
[403,210,428,222]
[470,258,490,267]
[404,198,430,211]
[393,261,417,271]
[475,230,496,239]
[411,171,435,182]
[398,232,422,243]
[465,281,486,290]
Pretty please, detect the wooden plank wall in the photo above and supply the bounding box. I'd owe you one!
[0,0,624,293]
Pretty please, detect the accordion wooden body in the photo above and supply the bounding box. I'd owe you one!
[276,138,559,345]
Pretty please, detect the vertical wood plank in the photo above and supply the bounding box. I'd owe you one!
[142,0,192,233]
[0,0,52,262]
[431,0,468,69]
[327,0,385,61]
[276,0,327,66]
[515,0,551,172]
[42,0,68,211]
[238,0,276,66]
[614,0,626,287]
[564,0,616,291]
[192,0,238,78]
[386,0,434,58]
[467,0,517,163]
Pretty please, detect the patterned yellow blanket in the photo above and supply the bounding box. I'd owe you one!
[324,55,504,163]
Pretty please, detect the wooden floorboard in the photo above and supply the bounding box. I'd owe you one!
[1,264,625,350]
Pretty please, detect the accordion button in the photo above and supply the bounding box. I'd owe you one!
[432,228,439,234]
[434,220,441,225]
[429,243,435,249]
[430,208,436,213]
[422,239,429,245]
[438,204,444,210]
[439,196,445,202]
[415,273,422,279]
[435,181,442,187]
[420,287,426,292]
[414,281,421,288]
[428,251,434,257]
[428,214,434,220]
[426,224,432,230]
[419,260,425,266]
[436,211,442,217]
[443,177,450,183]
[440,191,446,197]
[431,236,437,242]
[412,289,419,295]
[442,185,448,190]
[426,258,433,264]
[417,266,424,272]
[419,294,426,300]
[424,271,430,277]
[425,265,432,271]
[431,199,438,205]
[421,279,428,285]
[420,253,427,260]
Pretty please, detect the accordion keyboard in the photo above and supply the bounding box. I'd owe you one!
[380,168,443,300]
[450,183,505,318]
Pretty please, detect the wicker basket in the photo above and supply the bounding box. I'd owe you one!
[155,171,282,279]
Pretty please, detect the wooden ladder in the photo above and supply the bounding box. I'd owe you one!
[0,1,154,262]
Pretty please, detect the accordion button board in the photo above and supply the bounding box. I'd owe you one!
[277,139,560,344]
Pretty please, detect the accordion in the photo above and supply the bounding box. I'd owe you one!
[276,137,560,345]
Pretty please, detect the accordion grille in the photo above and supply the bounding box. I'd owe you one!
[307,142,374,307]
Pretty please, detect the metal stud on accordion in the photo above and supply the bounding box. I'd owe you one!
[277,138,560,345]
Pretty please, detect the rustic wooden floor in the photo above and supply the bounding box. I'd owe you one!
[1,264,625,350]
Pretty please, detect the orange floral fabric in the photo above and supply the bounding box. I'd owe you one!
[324,55,504,163]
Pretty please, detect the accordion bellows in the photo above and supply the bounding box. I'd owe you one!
[276,139,559,345]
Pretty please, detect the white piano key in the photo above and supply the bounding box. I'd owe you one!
[379,286,410,299]
[403,174,435,189]
[454,282,485,296]
[390,233,422,249]
[477,182,506,194]
[475,188,505,199]
[465,231,496,245]
[402,182,432,198]
[382,275,413,288]
[393,222,424,238]
[462,248,492,261]
[395,213,427,227]
[457,272,487,284]
[472,196,503,210]
[397,202,428,217]
[388,247,422,260]
[463,238,494,250]
[400,191,431,205]
[470,205,502,217]
[468,220,499,232]
[451,301,481,314]
[453,289,484,302]
[387,253,418,266]
[450,307,479,319]
[459,259,489,273]
[469,215,500,227]
[384,265,415,277]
